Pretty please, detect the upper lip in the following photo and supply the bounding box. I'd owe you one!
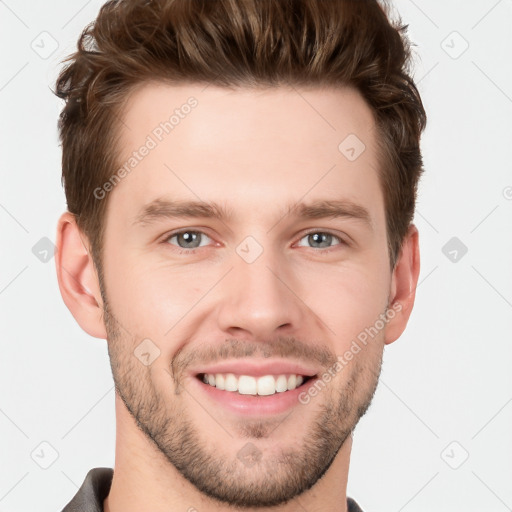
[190,359,320,378]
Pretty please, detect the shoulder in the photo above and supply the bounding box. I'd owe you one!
[347,496,365,512]
[61,467,113,512]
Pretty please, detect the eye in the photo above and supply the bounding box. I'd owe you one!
[164,230,213,253]
[296,231,346,251]
[161,228,347,256]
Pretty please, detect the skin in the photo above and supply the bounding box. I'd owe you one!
[55,83,420,512]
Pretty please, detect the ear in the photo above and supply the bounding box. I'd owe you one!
[384,224,420,345]
[54,211,107,339]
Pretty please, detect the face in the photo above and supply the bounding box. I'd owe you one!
[98,82,393,507]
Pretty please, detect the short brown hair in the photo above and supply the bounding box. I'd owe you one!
[54,0,426,273]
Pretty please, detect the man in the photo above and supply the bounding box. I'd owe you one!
[54,0,425,510]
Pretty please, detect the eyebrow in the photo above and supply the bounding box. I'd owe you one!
[132,197,373,230]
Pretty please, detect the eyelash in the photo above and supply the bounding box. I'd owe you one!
[161,228,348,256]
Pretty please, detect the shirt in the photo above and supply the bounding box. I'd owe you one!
[61,467,364,512]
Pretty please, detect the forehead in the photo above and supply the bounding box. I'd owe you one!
[109,81,382,228]
[119,81,377,151]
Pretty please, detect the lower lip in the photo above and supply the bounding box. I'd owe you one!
[191,375,319,416]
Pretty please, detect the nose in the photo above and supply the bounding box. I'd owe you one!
[216,247,304,340]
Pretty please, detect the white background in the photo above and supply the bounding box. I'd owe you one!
[0,1,511,511]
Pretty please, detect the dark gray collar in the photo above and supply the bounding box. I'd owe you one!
[61,468,113,512]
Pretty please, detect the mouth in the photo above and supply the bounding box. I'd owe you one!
[192,371,320,416]
[196,372,315,396]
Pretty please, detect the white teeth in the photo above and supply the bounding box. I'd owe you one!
[225,373,238,392]
[238,375,257,395]
[215,373,225,390]
[275,375,288,392]
[201,372,309,395]
[257,375,276,396]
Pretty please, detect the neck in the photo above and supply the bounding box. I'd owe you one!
[104,394,352,512]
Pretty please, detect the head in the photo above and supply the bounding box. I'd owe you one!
[54,0,424,508]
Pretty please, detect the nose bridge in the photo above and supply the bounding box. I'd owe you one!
[216,238,302,336]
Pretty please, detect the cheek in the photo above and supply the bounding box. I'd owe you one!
[101,251,185,336]
[299,263,390,346]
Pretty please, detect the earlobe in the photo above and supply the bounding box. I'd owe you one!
[54,211,107,340]
[384,224,421,345]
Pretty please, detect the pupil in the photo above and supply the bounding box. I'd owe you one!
[311,233,330,248]
[181,231,198,248]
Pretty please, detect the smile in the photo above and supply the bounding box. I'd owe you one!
[198,372,312,395]
[193,372,319,416]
